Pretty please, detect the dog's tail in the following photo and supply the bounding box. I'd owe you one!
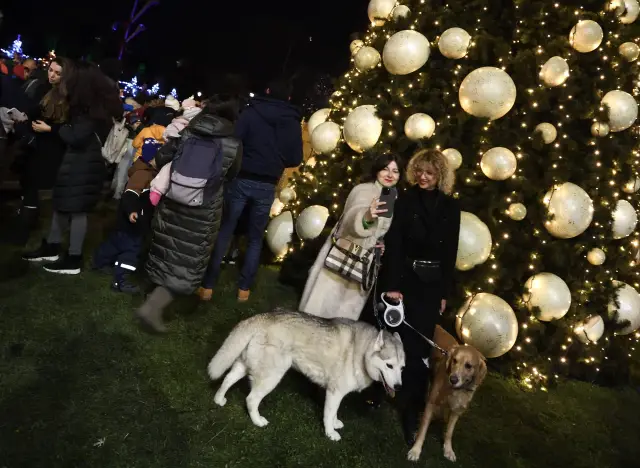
[207,316,260,380]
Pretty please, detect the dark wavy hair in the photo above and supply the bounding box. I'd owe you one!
[41,57,71,123]
[362,153,403,183]
[203,94,240,122]
[62,61,123,122]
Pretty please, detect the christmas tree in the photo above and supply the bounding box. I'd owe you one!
[278,0,640,388]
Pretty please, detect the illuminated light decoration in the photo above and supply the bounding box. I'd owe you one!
[170,88,178,99]
[115,0,159,60]
[148,83,160,95]
[1,35,26,58]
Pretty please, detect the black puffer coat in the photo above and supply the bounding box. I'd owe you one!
[145,113,242,295]
[52,115,111,213]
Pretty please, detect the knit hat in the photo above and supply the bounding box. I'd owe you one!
[181,97,197,110]
[182,106,202,121]
[140,138,163,164]
[165,95,180,111]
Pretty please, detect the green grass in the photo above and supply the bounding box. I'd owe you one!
[0,205,639,468]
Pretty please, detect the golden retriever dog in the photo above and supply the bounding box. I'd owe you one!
[407,325,487,463]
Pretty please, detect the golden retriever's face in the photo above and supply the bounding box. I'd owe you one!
[446,345,487,389]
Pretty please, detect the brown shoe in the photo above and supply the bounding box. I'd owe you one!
[197,287,213,301]
[237,289,250,302]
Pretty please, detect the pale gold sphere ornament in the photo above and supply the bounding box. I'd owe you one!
[619,42,640,62]
[455,293,518,358]
[480,147,517,181]
[622,177,640,193]
[295,205,329,240]
[455,212,492,271]
[543,183,594,239]
[535,122,557,144]
[602,90,638,132]
[278,186,297,204]
[574,315,605,344]
[307,108,331,135]
[310,121,341,155]
[569,20,603,53]
[404,113,436,141]
[382,30,431,75]
[438,27,472,59]
[618,0,640,24]
[354,46,381,72]
[608,281,640,335]
[524,273,572,322]
[368,0,396,26]
[442,148,462,170]
[539,56,570,87]
[343,105,383,153]
[350,40,364,56]
[591,121,610,137]
[587,248,606,266]
[507,203,527,221]
[266,211,294,257]
[392,5,411,20]
[459,67,517,120]
[612,199,638,239]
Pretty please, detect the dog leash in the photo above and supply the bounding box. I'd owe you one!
[402,320,449,356]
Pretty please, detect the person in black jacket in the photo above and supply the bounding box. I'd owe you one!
[197,79,303,303]
[379,148,461,446]
[136,98,243,333]
[22,62,123,274]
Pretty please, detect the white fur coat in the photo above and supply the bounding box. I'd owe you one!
[299,182,392,320]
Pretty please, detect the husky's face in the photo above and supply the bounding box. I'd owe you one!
[366,330,405,398]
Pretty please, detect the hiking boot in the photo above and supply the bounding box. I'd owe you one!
[112,278,140,294]
[237,289,250,302]
[196,287,213,301]
[136,286,172,333]
[43,254,83,275]
[22,240,60,262]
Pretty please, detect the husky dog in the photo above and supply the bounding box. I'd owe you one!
[207,309,405,441]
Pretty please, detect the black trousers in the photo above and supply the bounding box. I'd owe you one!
[93,230,143,284]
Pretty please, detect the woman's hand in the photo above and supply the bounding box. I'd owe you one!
[440,299,447,315]
[385,291,403,301]
[364,197,387,222]
[32,120,52,133]
[375,241,385,255]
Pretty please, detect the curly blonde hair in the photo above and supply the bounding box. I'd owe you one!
[406,148,455,194]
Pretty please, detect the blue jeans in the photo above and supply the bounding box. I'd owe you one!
[203,178,275,291]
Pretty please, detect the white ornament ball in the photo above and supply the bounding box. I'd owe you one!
[591,122,610,137]
[587,248,606,266]
[270,198,285,218]
[456,212,492,271]
[569,20,604,53]
[507,203,527,221]
[523,273,572,322]
[310,121,341,155]
[608,281,640,335]
[543,183,594,239]
[307,108,331,135]
[612,199,638,239]
[404,113,436,141]
[350,40,364,56]
[574,315,605,344]
[279,186,296,204]
[601,90,638,132]
[354,46,381,72]
[295,205,330,240]
[619,42,640,62]
[383,30,430,75]
[368,0,396,26]
[620,0,640,23]
[266,211,294,257]
[455,293,518,358]
[480,147,517,181]
[392,5,411,20]
[343,105,383,153]
[535,123,557,144]
[442,148,462,170]
[459,67,517,120]
[622,177,640,193]
[438,27,472,59]
[539,56,570,87]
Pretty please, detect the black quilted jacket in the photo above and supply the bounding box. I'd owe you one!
[145,112,242,295]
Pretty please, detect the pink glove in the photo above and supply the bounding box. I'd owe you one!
[149,190,162,206]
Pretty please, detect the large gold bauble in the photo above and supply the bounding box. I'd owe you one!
[458,67,516,120]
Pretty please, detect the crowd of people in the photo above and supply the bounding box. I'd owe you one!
[0,52,462,446]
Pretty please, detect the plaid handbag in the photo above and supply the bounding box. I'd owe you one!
[324,215,375,289]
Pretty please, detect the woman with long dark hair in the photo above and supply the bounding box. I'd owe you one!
[299,153,401,320]
[23,61,122,274]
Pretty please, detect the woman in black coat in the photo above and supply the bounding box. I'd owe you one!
[136,97,243,333]
[22,62,123,274]
[379,148,461,445]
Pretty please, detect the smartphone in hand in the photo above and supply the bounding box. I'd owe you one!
[378,187,397,218]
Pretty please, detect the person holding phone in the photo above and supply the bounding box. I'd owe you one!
[299,153,401,320]
[379,148,461,446]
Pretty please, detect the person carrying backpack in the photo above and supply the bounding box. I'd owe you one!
[136,97,242,333]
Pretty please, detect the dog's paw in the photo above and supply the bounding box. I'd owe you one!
[444,445,457,462]
[407,447,421,462]
[334,419,344,430]
[252,415,269,428]
[213,394,227,407]
[325,429,341,441]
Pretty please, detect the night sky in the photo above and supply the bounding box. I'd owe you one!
[1,0,367,95]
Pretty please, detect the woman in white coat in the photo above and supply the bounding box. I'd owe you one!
[299,154,401,320]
